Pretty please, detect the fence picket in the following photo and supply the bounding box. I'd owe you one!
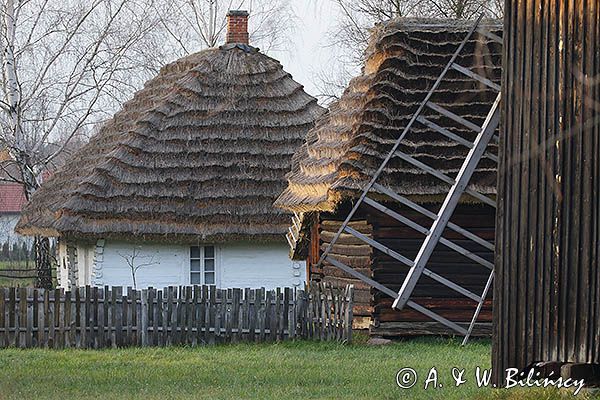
[0,284,353,348]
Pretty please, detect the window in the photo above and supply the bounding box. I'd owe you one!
[190,246,216,285]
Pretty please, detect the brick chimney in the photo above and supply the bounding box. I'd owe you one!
[226,10,249,44]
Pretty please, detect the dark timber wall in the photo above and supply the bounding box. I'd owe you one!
[493,0,600,385]
[311,203,495,335]
[370,204,494,337]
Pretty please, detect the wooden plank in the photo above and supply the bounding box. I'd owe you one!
[213,289,221,341]
[57,288,65,349]
[284,288,292,339]
[164,287,172,346]
[199,285,208,345]
[75,288,82,348]
[426,101,482,132]
[24,288,32,348]
[248,288,256,342]
[112,287,119,348]
[416,116,475,148]
[64,288,72,348]
[241,288,249,341]
[31,289,39,348]
[84,286,91,348]
[345,285,354,343]
[258,288,266,342]
[462,271,495,345]
[148,288,155,345]
[451,63,502,91]
[344,226,413,267]
[48,289,56,348]
[0,288,5,348]
[157,289,164,346]
[96,287,103,349]
[125,287,133,347]
[394,150,496,207]
[191,286,198,346]
[394,95,501,310]
[17,287,26,348]
[186,286,193,345]
[232,288,241,343]
[141,289,148,347]
[372,183,495,251]
[42,289,49,348]
[104,286,112,348]
[176,287,184,345]
[476,27,503,44]
[363,196,494,269]
[207,286,215,344]
[8,288,15,347]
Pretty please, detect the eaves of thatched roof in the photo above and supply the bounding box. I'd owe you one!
[17,44,325,242]
[275,18,502,213]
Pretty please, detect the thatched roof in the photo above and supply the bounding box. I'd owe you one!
[275,18,502,213]
[17,44,325,242]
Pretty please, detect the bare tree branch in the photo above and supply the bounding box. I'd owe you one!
[313,0,503,100]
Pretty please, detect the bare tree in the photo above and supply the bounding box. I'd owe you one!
[316,0,503,101]
[117,247,160,290]
[155,0,295,58]
[0,0,164,287]
[0,0,296,288]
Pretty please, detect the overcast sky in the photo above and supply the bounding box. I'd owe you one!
[268,1,352,99]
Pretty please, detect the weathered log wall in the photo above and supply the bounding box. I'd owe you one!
[370,204,494,337]
[312,203,495,336]
[309,214,374,329]
[494,0,600,385]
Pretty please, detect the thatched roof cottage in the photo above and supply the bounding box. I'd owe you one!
[275,18,502,335]
[17,11,325,289]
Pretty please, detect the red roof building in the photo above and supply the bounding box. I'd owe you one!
[0,183,27,213]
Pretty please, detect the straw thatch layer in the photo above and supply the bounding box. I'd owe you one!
[275,18,502,213]
[17,44,325,241]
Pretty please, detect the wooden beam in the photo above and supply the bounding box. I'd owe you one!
[416,116,474,148]
[476,27,503,44]
[324,256,468,335]
[372,183,495,251]
[451,63,501,91]
[393,94,501,310]
[363,196,494,269]
[394,150,496,207]
[426,101,482,132]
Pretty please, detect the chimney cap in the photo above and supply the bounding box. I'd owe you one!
[227,10,249,17]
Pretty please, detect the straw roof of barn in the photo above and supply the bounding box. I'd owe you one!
[275,18,502,213]
[17,44,325,242]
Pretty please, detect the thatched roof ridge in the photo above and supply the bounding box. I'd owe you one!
[275,18,502,213]
[17,45,325,241]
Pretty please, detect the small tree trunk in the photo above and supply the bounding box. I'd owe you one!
[34,237,53,288]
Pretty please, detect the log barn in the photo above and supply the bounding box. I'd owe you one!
[493,0,600,385]
[16,11,325,290]
[275,18,502,335]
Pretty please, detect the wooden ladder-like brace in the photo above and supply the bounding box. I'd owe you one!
[315,15,502,344]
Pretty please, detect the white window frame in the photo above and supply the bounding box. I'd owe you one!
[189,245,218,286]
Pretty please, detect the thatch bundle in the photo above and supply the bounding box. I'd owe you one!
[275,19,503,213]
[17,44,325,242]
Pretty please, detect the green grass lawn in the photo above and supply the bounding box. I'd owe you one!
[0,336,595,400]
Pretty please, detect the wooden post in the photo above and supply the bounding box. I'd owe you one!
[141,288,148,347]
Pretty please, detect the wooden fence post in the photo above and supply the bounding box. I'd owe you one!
[0,283,354,348]
[141,288,148,347]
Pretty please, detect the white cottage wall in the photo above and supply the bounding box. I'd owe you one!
[219,242,304,289]
[69,239,305,290]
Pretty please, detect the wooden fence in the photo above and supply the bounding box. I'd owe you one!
[0,283,353,349]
